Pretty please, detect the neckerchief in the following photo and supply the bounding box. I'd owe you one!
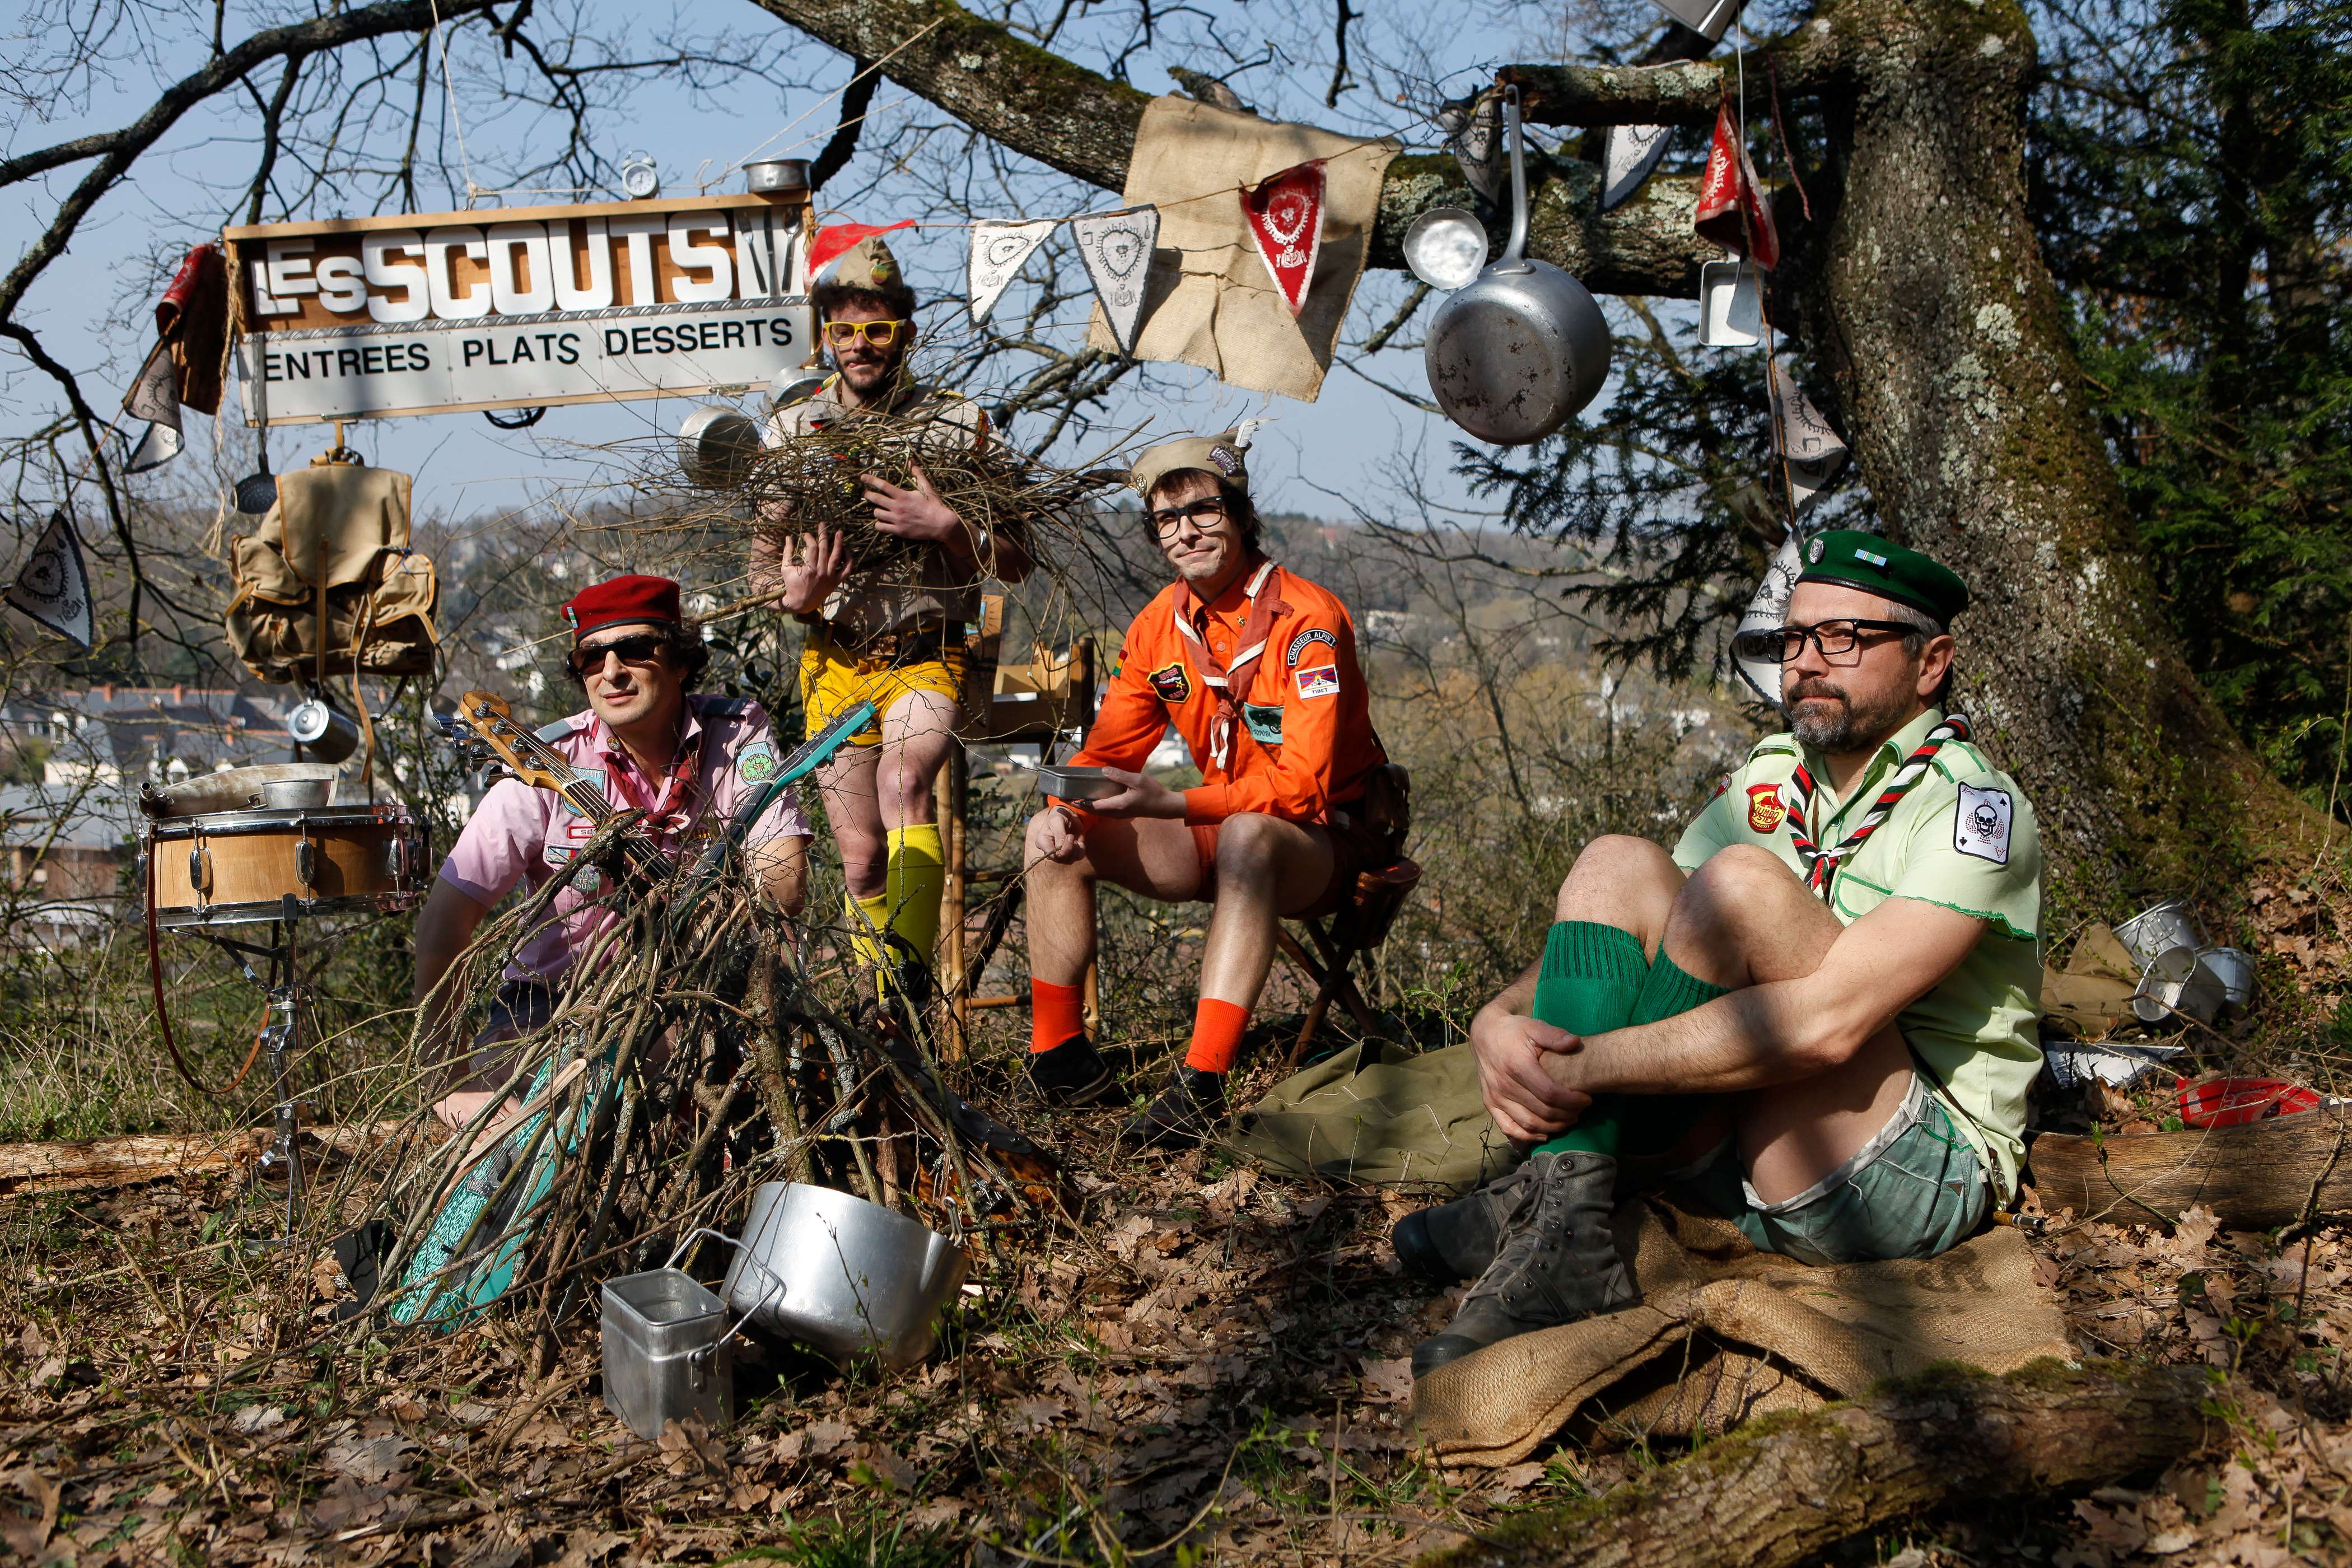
[599,717,703,839]
[1782,712,1970,900]
[1171,559,1285,771]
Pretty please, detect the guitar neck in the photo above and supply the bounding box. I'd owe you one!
[494,718,670,877]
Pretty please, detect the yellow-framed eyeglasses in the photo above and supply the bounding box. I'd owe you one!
[823,318,910,347]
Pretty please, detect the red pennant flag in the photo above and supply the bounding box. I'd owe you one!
[1693,104,1780,270]
[809,218,917,278]
[1240,161,1327,316]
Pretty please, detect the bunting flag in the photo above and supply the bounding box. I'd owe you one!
[1694,103,1780,269]
[1239,160,1327,317]
[967,219,1058,326]
[1600,123,1673,212]
[1440,90,1505,203]
[1071,205,1160,353]
[1732,532,1805,703]
[6,511,94,651]
[1645,0,1747,44]
[120,244,228,473]
[1768,360,1849,514]
[808,218,917,279]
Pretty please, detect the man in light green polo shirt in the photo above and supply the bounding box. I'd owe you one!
[1401,530,2042,1378]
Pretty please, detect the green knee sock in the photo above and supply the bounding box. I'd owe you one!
[1534,949,1730,1160]
[1525,922,1646,1158]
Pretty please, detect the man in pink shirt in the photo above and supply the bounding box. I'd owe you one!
[414,574,812,1131]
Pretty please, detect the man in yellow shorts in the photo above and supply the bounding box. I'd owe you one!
[752,236,1033,989]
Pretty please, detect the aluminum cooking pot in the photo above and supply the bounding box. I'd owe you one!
[719,1181,967,1369]
[1424,87,1611,446]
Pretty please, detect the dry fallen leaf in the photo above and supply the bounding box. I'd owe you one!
[321,1434,413,1486]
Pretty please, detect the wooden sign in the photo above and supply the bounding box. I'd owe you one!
[223,193,814,426]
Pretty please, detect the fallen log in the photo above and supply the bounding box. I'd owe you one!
[1421,1361,2210,1568]
[0,1123,404,1198]
[2028,1105,2351,1231]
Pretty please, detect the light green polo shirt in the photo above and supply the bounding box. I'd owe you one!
[1672,707,2043,1197]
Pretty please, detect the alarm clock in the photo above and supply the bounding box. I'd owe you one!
[619,152,660,200]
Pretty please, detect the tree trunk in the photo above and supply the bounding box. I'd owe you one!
[1420,1361,2212,1568]
[744,0,2337,905]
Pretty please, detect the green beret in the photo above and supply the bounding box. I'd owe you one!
[1795,529,1969,627]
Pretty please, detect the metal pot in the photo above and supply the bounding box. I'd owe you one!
[719,1182,967,1369]
[1423,88,1611,446]
[678,406,762,488]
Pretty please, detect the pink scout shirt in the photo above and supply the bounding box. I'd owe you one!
[437,694,812,982]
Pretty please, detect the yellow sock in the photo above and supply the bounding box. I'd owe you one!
[847,890,893,974]
[883,823,946,964]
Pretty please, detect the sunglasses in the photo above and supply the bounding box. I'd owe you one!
[824,318,909,347]
[568,632,669,678]
[1730,618,1920,665]
[1146,496,1230,535]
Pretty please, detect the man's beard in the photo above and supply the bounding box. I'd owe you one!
[1782,677,1915,753]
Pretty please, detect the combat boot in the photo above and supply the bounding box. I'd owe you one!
[1121,1066,1226,1150]
[1025,1035,1115,1107]
[1411,1149,1636,1376]
[1390,1162,1534,1283]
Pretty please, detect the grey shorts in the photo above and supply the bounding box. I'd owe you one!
[1679,1073,1991,1266]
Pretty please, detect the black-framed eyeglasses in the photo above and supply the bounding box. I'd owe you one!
[1145,496,1229,536]
[568,632,668,679]
[1732,618,1919,665]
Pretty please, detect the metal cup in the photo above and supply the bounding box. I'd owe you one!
[2113,900,2206,969]
[678,406,762,488]
[288,698,360,763]
[2197,948,2256,1015]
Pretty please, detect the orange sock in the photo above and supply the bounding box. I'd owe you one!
[1031,979,1087,1054]
[1183,998,1252,1074]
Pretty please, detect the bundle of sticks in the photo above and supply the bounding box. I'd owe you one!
[738,420,1129,591]
[312,797,1065,1350]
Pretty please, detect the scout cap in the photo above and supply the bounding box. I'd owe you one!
[1796,530,1969,627]
[827,236,903,294]
[1131,431,1249,500]
[562,574,682,640]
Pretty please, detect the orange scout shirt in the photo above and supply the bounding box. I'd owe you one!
[1067,561,1385,826]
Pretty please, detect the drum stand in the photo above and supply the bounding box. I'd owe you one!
[191,893,312,1249]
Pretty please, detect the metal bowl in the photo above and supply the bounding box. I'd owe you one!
[744,158,810,195]
[1401,207,1489,291]
[678,406,762,489]
[720,1182,968,1369]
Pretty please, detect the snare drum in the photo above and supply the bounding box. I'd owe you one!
[143,804,428,927]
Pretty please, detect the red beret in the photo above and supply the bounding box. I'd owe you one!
[561,575,682,640]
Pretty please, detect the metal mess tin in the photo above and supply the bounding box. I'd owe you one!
[601,1267,734,1440]
[1035,764,1123,802]
[720,1182,968,1370]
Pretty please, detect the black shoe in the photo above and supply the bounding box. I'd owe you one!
[1411,1150,1637,1378]
[1121,1066,1227,1150]
[1392,1161,1535,1283]
[1026,1035,1114,1107]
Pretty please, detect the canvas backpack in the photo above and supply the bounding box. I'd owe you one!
[225,460,438,684]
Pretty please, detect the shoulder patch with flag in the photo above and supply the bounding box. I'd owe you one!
[1292,662,1341,699]
[1952,783,2013,865]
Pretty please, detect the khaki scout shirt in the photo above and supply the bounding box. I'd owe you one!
[762,377,991,645]
[1672,707,2044,1197]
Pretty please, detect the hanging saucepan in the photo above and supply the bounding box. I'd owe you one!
[1423,87,1611,446]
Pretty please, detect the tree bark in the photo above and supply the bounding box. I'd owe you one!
[743,0,2337,902]
[2031,1106,2352,1231]
[1420,1362,2212,1568]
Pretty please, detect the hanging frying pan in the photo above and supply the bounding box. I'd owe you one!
[1422,87,1611,446]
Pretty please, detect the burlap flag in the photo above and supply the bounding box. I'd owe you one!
[966,219,1058,326]
[1601,123,1674,212]
[1240,161,1327,316]
[6,511,93,651]
[1733,533,1805,703]
[1070,206,1160,353]
[1768,361,1848,513]
[1694,103,1780,269]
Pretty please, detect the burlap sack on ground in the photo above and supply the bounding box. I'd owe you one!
[1091,96,1398,401]
[1230,1041,1516,1192]
[1411,1200,2076,1467]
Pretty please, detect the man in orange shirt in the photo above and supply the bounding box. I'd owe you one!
[1021,432,1396,1147]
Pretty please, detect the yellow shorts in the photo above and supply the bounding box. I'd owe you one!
[799,631,968,748]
